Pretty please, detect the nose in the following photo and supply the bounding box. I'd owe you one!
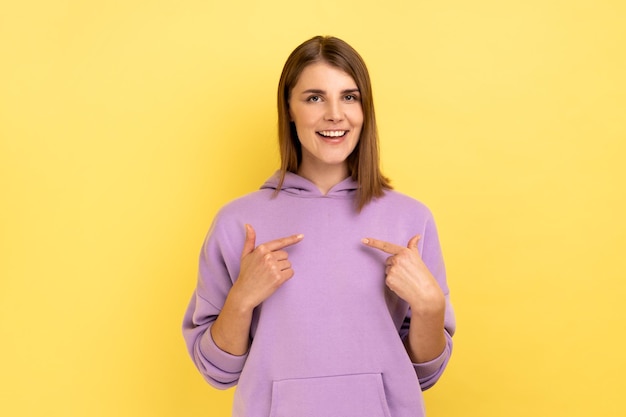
[324,100,344,122]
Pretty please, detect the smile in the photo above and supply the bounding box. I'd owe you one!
[317,130,347,138]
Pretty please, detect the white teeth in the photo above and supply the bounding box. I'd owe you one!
[318,130,346,137]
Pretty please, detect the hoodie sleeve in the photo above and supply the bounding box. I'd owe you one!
[400,211,456,391]
[182,213,247,389]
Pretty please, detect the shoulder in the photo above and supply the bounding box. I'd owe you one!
[360,190,437,238]
[214,189,275,220]
[204,189,274,239]
[372,189,434,219]
[201,189,274,252]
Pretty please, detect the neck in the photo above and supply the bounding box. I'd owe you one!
[297,162,349,195]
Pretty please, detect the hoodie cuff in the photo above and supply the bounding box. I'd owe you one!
[199,325,248,374]
[413,344,448,381]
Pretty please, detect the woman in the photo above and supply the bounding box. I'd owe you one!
[183,35,455,417]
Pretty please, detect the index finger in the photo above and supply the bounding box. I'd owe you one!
[261,233,304,252]
[361,237,404,255]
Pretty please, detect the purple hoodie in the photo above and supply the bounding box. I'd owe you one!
[183,171,455,417]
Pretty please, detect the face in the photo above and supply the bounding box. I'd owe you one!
[288,61,364,178]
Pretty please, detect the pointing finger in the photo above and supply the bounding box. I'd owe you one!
[361,237,404,255]
[260,233,304,252]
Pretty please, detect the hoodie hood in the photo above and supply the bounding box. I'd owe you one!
[260,170,358,198]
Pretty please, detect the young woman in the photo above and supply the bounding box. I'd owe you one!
[183,35,455,417]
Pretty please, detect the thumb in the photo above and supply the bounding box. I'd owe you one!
[241,224,256,258]
[407,234,421,251]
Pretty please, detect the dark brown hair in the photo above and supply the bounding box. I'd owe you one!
[276,35,391,211]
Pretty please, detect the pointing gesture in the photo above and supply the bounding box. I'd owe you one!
[232,224,304,311]
[211,224,303,356]
[362,235,445,314]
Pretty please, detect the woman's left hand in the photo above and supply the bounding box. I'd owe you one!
[362,235,445,315]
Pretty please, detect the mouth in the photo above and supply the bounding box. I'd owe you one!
[317,130,348,138]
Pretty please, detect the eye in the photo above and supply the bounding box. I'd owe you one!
[344,94,360,102]
[307,95,322,102]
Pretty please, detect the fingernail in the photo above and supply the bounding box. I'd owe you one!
[361,238,369,244]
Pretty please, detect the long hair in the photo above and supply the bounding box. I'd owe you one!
[276,35,391,211]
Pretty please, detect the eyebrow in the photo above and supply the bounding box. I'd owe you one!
[300,88,360,95]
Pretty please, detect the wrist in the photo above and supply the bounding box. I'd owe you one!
[224,287,256,318]
[410,294,445,318]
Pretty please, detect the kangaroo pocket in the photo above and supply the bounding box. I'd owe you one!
[269,373,392,417]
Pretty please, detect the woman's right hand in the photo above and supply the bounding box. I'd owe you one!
[229,224,304,312]
[211,224,303,355]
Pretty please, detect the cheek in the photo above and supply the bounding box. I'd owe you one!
[350,107,364,128]
[352,116,364,136]
[290,105,316,127]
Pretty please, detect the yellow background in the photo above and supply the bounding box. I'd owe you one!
[1,0,625,416]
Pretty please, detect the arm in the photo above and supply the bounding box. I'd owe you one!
[401,296,455,390]
[183,222,303,388]
[182,217,247,389]
[363,215,455,390]
[210,224,303,355]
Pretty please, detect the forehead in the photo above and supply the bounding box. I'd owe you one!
[292,61,357,91]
